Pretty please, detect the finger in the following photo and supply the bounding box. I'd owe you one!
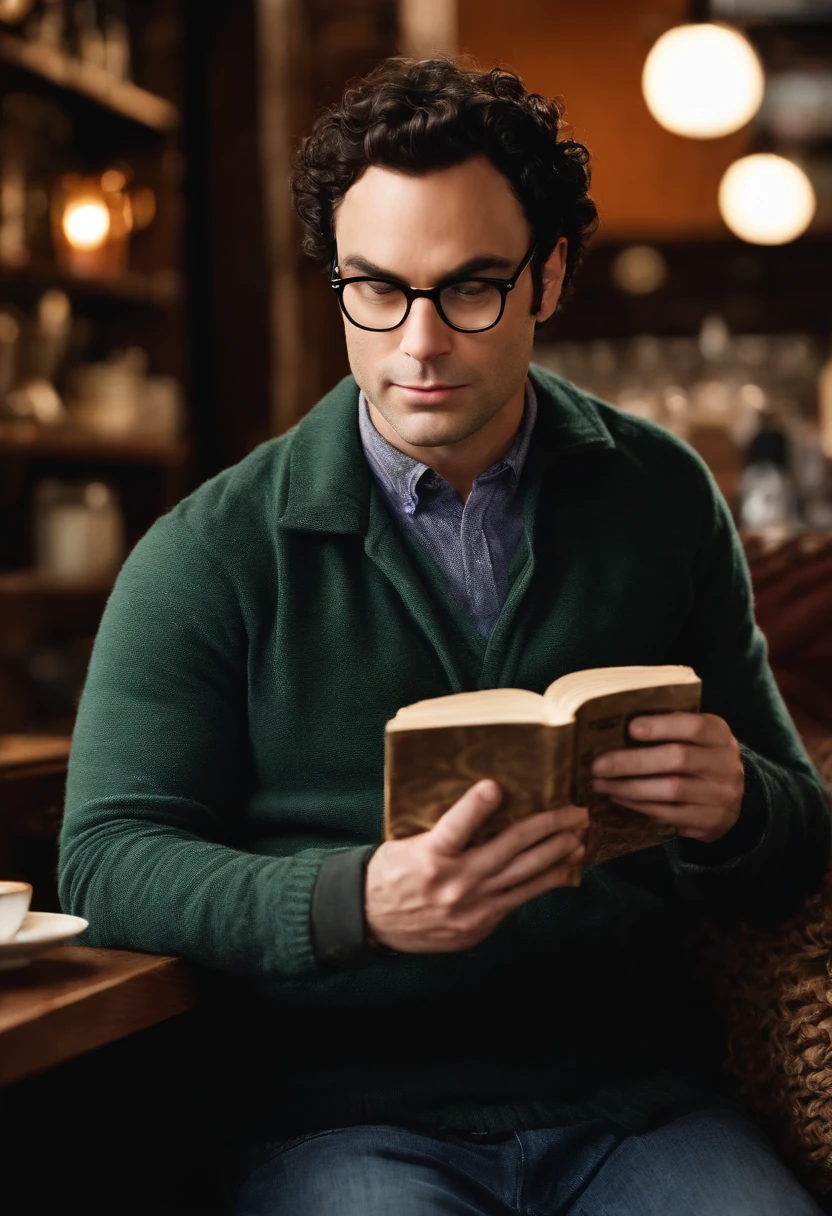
[601,796,738,843]
[482,830,586,895]
[592,742,721,781]
[597,796,704,829]
[429,780,505,856]
[592,774,709,804]
[628,712,723,747]
[492,848,586,915]
[471,804,590,874]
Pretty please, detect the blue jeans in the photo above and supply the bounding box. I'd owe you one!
[230,1107,824,1215]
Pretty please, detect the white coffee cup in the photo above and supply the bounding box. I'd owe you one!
[0,881,32,941]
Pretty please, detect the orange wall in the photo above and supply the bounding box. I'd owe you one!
[458,0,751,241]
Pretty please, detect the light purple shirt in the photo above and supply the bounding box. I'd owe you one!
[357,379,537,637]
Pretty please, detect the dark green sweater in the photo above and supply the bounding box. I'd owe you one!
[58,365,831,1144]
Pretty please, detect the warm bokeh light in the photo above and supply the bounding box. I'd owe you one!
[101,169,128,194]
[62,199,112,252]
[0,0,36,23]
[642,23,765,138]
[611,245,669,295]
[718,154,816,245]
[130,186,157,231]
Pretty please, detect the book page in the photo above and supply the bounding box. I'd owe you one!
[387,688,546,730]
[542,665,700,726]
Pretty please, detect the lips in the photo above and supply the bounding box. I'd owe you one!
[396,383,464,391]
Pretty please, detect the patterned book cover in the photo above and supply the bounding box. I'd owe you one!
[384,676,702,875]
[572,681,702,866]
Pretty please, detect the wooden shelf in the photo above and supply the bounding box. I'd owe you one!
[0,420,187,466]
[0,261,182,308]
[0,570,114,598]
[0,33,180,132]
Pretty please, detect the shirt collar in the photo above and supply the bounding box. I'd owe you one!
[357,378,539,514]
[276,364,615,536]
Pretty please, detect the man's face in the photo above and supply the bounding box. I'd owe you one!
[332,155,566,451]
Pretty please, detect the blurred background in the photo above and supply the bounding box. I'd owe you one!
[2,8,831,1207]
[0,8,830,1209]
[0,0,831,752]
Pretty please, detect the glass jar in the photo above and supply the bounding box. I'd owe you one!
[33,479,125,581]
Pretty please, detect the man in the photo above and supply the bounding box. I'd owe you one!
[59,58,830,1214]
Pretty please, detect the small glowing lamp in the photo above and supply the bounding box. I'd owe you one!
[52,172,135,275]
[718,154,816,245]
[642,23,765,139]
[62,199,111,251]
[0,0,36,23]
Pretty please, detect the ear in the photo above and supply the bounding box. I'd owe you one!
[536,238,568,325]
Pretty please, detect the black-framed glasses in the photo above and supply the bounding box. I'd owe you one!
[330,243,537,334]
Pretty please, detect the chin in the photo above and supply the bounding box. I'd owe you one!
[370,390,480,449]
[401,424,478,451]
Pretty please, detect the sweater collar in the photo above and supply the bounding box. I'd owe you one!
[277,363,615,535]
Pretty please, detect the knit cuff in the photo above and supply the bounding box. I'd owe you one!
[310,844,380,966]
[270,849,332,976]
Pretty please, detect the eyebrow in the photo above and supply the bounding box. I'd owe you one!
[337,252,516,281]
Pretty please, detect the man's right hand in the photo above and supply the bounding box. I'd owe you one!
[364,779,589,954]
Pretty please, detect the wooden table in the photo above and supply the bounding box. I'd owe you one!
[0,945,195,1087]
[0,734,71,778]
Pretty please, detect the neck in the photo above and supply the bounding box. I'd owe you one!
[366,382,527,503]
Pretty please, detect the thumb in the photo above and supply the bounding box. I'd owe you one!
[429,780,503,856]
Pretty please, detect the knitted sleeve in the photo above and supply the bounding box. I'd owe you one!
[665,450,832,921]
[58,509,328,978]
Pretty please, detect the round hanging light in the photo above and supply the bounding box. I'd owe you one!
[718,153,816,245]
[642,23,765,139]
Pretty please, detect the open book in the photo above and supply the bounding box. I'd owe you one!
[384,665,701,874]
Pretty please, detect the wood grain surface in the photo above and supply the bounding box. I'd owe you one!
[0,946,195,1087]
[0,735,71,781]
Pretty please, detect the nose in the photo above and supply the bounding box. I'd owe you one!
[398,297,453,363]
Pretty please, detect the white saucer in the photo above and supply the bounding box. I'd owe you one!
[0,911,89,971]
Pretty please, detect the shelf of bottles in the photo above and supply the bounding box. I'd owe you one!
[0,0,187,537]
[0,2,187,733]
[535,316,832,532]
[0,2,178,122]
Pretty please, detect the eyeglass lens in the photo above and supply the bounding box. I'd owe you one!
[341,280,504,332]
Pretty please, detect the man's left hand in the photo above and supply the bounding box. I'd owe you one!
[590,712,745,844]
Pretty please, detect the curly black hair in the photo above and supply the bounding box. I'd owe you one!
[290,57,598,317]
